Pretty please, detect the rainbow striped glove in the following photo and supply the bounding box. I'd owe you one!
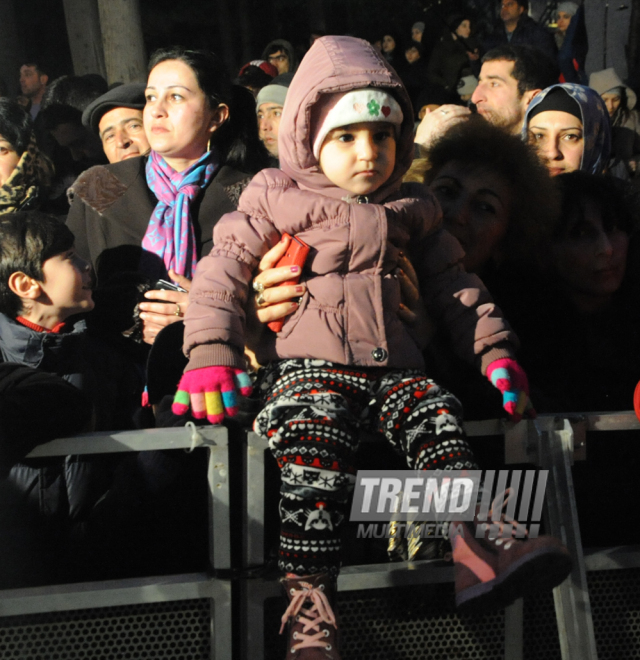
[172,366,253,425]
[486,358,536,423]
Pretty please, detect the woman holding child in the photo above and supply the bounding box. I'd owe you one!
[67,47,267,344]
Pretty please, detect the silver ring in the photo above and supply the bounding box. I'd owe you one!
[256,292,266,306]
[440,109,449,115]
[253,280,265,293]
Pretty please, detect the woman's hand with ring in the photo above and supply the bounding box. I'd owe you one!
[245,236,307,346]
[253,236,307,323]
[414,104,472,153]
[138,269,192,344]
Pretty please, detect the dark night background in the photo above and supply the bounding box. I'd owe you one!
[5,0,640,92]
[11,0,502,81]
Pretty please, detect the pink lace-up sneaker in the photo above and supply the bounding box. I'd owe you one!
[280,573,341,659]
[449,489,572,613]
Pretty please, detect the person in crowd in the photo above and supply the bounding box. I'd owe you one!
[66,47,268,346]
[172,36,569,656]
[256,73,292,163]
[33,76,110,212]
[589,68,640,181]
[0,212,140,429]
[555,2,578,50]
[19,62,48,120]
[81,83,150,164]
[0,210,205,584]
[380,31,406,74]
[235,60,277,97]
[427,14,480,94]
[485,0,557,62]
[0,98,53,214]
[414,45,559,153]
[554,2,587,84]
[37,103,107,168]
[262,39,298,75]
[405,117,559,419]
[418,117,558,277]
[402,41,430,112]
[523,83,611,176]
[39,74,106,113]
[411,21,425,43]
[471,45,559,135]
[498,172,640,414]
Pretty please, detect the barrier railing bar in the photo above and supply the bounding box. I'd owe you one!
[25,425,228,457]
[0,573,216,616]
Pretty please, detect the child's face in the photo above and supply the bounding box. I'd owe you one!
[39,247,94,321]
[319,121,396,196]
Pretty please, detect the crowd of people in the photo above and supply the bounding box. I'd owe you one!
[1,1,640,656]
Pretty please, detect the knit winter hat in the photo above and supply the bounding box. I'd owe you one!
[412,22,425,33]
[589,68,637,110]
[311,89,403,159]
[557,2,579,16]
[255,72,294,112]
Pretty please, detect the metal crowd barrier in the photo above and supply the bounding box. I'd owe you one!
[1,413,639,659]
[0,425,232,660]
[240,412,640,660]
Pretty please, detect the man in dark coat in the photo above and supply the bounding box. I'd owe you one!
[484,0,557,62]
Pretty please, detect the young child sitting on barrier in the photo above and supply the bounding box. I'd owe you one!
[173,36,571,658]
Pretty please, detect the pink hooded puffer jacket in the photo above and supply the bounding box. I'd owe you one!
[183,36,515,373]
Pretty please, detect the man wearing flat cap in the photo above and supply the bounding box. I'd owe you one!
[82,83,150,164]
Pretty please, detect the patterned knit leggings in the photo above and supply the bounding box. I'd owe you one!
[253,359,479,578]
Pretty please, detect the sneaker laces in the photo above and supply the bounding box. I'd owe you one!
[482,487,529,547]
[280,581,337,651]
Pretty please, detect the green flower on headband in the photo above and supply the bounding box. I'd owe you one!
[367,99,380,116]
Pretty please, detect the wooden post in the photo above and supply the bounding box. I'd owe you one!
[62,0,107,79]
[97,0,147,84]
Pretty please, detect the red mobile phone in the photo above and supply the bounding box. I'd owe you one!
[267,233,309,333]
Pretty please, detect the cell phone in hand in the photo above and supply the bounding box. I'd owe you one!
[154,279,188,293]
[267,234,309,333]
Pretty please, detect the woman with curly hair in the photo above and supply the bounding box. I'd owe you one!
[408,115,559,276]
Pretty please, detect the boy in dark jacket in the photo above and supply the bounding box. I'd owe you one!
[0,211,142,429]
[0,211,156,585]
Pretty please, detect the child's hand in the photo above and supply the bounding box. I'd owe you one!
[486,358,536,423]
[172,366,253,424]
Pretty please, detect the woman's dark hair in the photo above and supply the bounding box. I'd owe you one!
[40,75,105,112]
[416,116,560,262]
[554,171,639,238]
[148,47,269,174]
[0,98,33,156]
[0,211,74,318]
